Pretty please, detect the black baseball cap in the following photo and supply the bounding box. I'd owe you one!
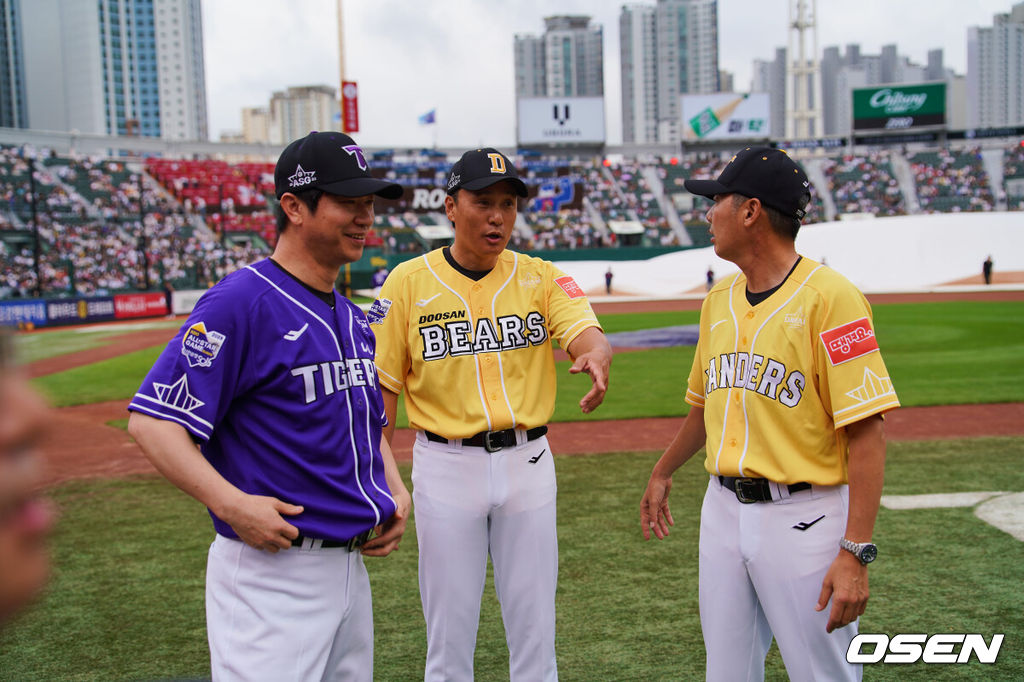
[274,131,403,200]
[684,147,812,220]
[445,148,528,197]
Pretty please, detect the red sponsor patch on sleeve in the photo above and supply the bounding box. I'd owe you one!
[555,275,585,299]
[820,317,879,366]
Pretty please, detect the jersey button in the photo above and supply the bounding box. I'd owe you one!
[477,308,484,315]
[746,311,755,319]
[730,438,738,447]
[741,336,748,345]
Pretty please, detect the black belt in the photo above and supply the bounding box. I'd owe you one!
[718,476,812,504]
[291,529,371,551]
[424,426,548,453]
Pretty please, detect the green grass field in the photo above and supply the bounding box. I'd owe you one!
[1,441,1021,680]
[3,300,1022,680]
[22,301,1024,414]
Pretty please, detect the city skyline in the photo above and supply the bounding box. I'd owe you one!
[6,0,1012,148]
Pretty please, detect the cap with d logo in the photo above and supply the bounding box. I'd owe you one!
[446,148,528,197]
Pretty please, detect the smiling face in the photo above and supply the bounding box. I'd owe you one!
[288,192,376,269]
[446,182,518,271]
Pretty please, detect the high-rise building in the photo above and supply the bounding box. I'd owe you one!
[967,2,1024,128]
[0,0,27,128]
[619,0,719,144]
[241,106,271,145]
[9,0,206,139]
[752,47,787,139]
[513,15,604,98]
[267,86,340,146]
[765,42,964,136]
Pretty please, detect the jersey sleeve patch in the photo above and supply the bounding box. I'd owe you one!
[181,321,227,368]
[554,275,585,299]
[820,317,879,366]
[366,298,392,325]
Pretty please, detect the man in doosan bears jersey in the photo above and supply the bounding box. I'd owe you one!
[128,131,411,681]
[371,147,613,681]
[640,147,900,681]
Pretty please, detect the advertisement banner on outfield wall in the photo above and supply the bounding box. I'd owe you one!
[852,83,946,131]
[114,293,168,319]
[517,97,605,145]
[45,297,116,326]
[0,299,47,328]
[682,93,771,141]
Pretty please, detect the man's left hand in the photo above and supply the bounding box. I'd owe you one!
[816,550,869,632]
[361,487,411,558]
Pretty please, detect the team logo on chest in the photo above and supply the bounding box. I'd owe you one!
[181,322,227,368]
[419,312,548,361]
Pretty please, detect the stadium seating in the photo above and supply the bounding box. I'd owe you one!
[908,147,995,213]
[2,142,1021,299]
[820,151,906,217]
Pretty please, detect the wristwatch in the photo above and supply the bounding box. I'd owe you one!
[839,538,878,565]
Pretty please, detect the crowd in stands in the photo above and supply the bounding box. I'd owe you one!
[1003,144,1024,211]
[2,142,1021,299]
[821,152,905,216]
[908,147,995,213]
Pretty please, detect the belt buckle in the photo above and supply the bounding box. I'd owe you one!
[348,530,369,552]
[483,431,504,453]
[734,477,760,504]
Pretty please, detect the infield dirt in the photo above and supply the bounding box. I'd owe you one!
[24,290,1024,488]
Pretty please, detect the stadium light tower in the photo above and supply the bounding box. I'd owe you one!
[785,0,823,140]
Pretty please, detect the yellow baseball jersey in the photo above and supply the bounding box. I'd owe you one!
[370,248,601,437]
[686,257,900,485]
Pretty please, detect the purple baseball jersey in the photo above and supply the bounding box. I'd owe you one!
[129,259,396,541]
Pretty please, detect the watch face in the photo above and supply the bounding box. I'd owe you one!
[860,544,878,564]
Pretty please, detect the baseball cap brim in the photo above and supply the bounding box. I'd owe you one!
[316,177,404,200]
[459,175,529,197]
[683,178,729,201]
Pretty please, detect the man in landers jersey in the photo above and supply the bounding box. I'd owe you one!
[639,147,900,681]
[370,147,612,681]
[127,131,411,681]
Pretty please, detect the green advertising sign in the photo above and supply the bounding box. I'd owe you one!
[852,83,946,131]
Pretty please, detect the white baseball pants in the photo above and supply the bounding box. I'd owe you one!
[699,477,861,682]
[206,535,374,682]
[412,431,558,682]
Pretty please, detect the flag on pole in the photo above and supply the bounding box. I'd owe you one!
[418,109,436,125]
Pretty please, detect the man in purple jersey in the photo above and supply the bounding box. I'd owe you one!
[128,131,411,681]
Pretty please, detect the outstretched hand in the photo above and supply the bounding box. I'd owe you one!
[569,351,609,413]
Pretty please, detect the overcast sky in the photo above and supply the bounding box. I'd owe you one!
[201,0,1016,148]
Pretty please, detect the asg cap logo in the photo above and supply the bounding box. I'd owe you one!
[447,173,461,191]
[288,164,317,188]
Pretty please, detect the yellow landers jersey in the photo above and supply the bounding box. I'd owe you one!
[370,248,601,438]
[685,257,900,485]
